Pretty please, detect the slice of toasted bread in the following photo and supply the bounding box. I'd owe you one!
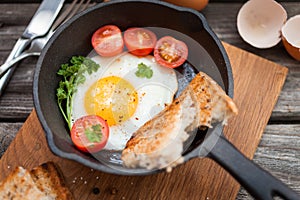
[121,72,238,170]
[0,162,73,200]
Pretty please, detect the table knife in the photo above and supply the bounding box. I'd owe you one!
[0,0,65,96]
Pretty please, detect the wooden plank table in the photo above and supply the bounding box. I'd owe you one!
[0,1,299,199]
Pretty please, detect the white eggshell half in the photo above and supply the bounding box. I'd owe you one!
[281,15,300,48]
[237,0,287,48]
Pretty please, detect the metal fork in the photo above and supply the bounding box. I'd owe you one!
[0,0,94,79]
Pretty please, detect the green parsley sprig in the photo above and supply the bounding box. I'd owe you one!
[135,62,153,79]
[56,56,100,129]
[85,124,102,143]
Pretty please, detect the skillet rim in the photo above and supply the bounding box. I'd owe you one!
[33,0,234,175]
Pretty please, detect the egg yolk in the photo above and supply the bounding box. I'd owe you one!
[84,76,138,126]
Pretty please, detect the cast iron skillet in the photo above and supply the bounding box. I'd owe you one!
[33,0,300,199]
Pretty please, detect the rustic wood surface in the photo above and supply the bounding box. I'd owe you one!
[0,1,299,199]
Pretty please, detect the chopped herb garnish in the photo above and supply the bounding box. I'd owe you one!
[135,62,153,79]
[85,124,102,143]
[56,56,100,129]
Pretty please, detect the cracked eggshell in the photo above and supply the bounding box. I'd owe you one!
[281,15,300,61]
[237,0,287,48]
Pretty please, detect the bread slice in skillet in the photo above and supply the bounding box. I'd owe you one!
[121,71,238,171]
[0,162,74,200]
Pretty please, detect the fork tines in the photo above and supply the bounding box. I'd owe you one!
[52,0,94,31]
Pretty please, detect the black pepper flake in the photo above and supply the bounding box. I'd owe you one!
[92,187,100,195]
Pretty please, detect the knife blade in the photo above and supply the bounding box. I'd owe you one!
[22,0,65,39]
[0,0,65,96]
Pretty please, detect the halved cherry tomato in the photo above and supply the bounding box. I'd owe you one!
[124,28,157,56]
[71,115,109,153]
[91,25,124,57]
[154,36,188,68]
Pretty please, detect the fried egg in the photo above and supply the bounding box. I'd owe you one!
[71,52,178,150]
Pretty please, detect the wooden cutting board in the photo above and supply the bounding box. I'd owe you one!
[0,43,288,199]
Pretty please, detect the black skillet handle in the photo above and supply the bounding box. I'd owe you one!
[208,134,300,200]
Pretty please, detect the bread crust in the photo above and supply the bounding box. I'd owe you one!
[30,162,74,200]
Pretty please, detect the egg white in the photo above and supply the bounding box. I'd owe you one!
[71,52,178,150]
